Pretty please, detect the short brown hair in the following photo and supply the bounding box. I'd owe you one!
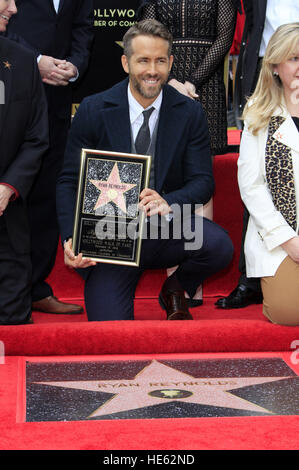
[123,19,173,58]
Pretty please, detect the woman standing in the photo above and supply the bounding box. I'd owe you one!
[138,0,238,155]
[238,23,299,325]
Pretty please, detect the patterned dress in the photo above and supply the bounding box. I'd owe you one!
[138,0,238,154]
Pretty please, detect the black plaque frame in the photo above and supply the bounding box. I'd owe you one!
[73,149,151,266]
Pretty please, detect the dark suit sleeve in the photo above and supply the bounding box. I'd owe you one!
[4,31,39,57]
[66,0,94,77]
[163,101,214,210]
[1,55,48,198]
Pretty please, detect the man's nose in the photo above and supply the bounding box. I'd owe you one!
[9,0,18,14]
[147,62,158,74]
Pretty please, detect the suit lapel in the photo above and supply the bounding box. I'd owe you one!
[101,80,132,153]
[258,0,267,22]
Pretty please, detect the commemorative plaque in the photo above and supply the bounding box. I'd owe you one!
[72,149,151,266]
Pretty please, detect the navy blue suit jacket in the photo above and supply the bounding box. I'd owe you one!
[0,37,48,253]
[56,79,214,242]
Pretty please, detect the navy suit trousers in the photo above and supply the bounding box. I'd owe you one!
[78,216,234,321]
[0,218,32,324]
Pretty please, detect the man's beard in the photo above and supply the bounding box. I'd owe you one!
[130,74,167,100]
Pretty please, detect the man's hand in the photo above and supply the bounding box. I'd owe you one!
[139,188,171,217]
[281,236,299,263]
[56,61,78,81]
[38,55,76,86]
[0,185,14,216]
[64,238,97,269]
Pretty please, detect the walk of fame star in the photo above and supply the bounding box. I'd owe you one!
[32,360,297,420]
[90,163,136,214]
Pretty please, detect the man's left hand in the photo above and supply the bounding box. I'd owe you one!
[0,184,14,216]
[41,59,78,86]
[56,61,78,80]
[139,188,171,217]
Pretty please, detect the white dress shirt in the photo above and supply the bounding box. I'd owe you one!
[53,0,60,13]
[259,0,299,56]
[127,85,162,142]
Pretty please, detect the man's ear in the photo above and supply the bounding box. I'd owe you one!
[121,55,129,74]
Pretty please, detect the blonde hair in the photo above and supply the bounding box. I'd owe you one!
[242,22,299,134]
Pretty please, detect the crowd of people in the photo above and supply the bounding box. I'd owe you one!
[0,1,299,326]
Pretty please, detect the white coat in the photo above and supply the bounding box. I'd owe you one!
[238,106,299,278]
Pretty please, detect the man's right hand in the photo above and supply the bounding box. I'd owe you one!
[0,184,14,217]
[38,55,69,86]
[64,238,97,269]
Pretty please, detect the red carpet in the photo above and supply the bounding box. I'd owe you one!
[2,154,298,357]
[1,352,299,450]
[1,154,299,450]
[1,298,299,356]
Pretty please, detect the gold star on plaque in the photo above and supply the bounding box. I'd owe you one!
[3,61,12,70]
[90,163,136,214]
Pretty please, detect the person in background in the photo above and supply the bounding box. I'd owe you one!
[0,0,48,324]
[216,0,299,309]
[238,23,299,325]
[137,0,239,156]
[5,0,94,315]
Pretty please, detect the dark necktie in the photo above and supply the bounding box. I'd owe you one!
[135,107,154,155]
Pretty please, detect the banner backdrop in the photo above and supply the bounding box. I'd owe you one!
[72,0,140,113]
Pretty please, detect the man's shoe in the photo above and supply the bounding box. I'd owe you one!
[32,296,83,314]
[215,284,263,309]
[159,283,193,320]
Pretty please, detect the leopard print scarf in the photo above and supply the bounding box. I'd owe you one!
[265,116,297,231]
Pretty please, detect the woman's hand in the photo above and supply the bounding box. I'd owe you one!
[281,236,299,263]
[184,81,199,99]
[168,78,190,97]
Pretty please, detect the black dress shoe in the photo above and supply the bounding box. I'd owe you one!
[215,284,263,309]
